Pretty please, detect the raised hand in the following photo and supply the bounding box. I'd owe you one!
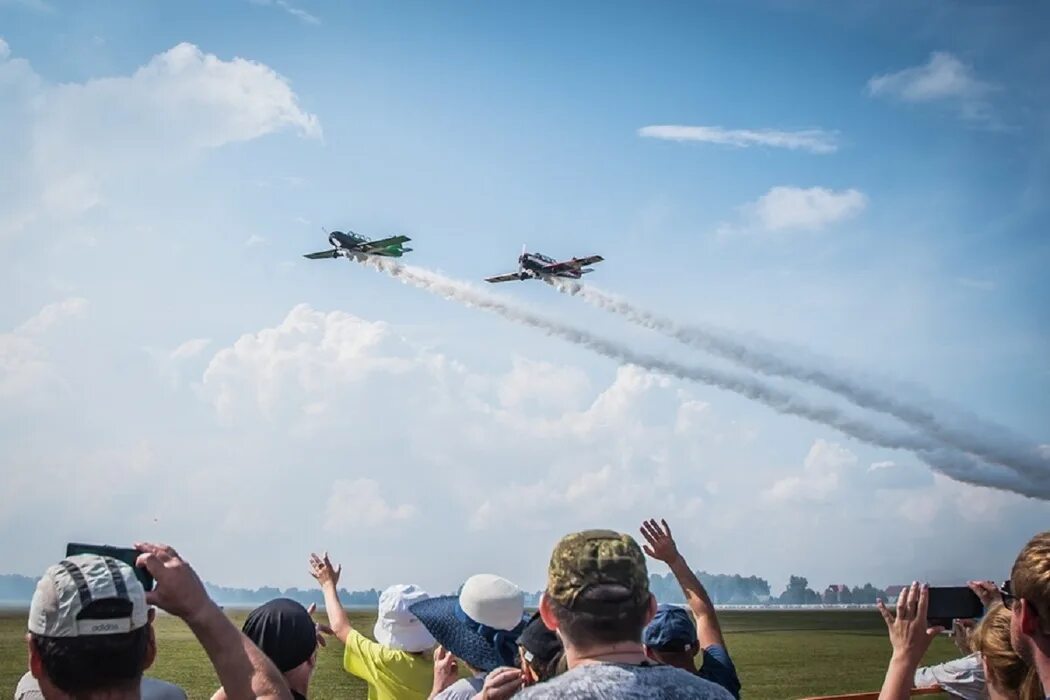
[967,580,999,610]
[877,582,945,667]
[308,551,342,588]
[640,518,679,564]
[135,542,213,623]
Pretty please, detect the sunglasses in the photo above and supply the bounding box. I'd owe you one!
[998,581,1017,611]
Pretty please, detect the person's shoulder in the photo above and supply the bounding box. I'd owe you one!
[433,676,485,700]
[519,663,732,699]
[15,672,43,700]
[635,665,735,698]
[141,677,188,700]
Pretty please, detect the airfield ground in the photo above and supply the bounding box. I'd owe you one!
[0,608,959,699]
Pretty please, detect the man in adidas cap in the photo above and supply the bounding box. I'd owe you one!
[23,543,293,700]
[18,552,184,700]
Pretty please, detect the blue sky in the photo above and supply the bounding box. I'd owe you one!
[1,0,1048,594]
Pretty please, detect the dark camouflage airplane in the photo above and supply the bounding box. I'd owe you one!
[303,230,411,260]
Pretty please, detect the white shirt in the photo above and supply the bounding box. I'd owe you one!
[16,672,187,700]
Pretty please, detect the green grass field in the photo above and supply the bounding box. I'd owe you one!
[0,608,959,699]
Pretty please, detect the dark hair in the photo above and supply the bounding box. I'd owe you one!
[32,601,149,694]
[523,649,565,683]
[548,585,649,649]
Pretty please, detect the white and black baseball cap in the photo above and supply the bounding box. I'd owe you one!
[28,555,149,638]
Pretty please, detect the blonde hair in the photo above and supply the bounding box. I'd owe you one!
[971,603,1041,700]
[1011,531,1050,635]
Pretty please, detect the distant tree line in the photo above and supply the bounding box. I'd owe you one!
[776,576,891,605]
[649,571,773,605]
[0,571,894,607]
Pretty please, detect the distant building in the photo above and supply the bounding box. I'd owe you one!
[884,585,907,603]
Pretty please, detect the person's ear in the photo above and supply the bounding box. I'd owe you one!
[309,651,318,669]
[143,623,157,671]
[539,593,559,632]
[643,645,657,661]
[28,635,44,680]
[1018,599,1039,635]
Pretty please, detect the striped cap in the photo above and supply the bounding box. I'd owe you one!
[28,555,148,637]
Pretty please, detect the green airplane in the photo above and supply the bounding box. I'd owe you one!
[303,230,411,260]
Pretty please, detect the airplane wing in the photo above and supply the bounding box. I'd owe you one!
[485,272,523,283]
[303,249,340,259]
[359,235,411,253]
[542,254,604,274]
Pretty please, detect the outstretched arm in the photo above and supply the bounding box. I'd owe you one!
[640,518,725,649]
[136,543,290,700]
[309,551,351,643]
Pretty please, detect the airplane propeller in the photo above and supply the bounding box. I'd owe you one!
[519,243,528,278]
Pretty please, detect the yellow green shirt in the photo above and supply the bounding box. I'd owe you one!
[342,628,434,700]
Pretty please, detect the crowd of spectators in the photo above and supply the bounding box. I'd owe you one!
[13,526,1050,700]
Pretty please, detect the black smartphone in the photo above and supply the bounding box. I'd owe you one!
[926,586,982,625]
[66,543,154,592]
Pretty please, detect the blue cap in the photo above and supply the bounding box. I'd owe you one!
[643,604,698,652]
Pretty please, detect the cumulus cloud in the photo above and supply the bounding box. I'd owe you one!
[764,439,856,503]
[0,298,87,402]
[15,297,89,336]
[639,125,839,154]
[0,41,320,241]
[719,186,867,235]
[867,52,996,122]
[200,303,429,422]
[325,478,416,532]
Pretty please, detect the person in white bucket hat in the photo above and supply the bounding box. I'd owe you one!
[309,551,435,700]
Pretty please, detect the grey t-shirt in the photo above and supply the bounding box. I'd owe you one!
[432,675,485,700]
[516,662,735,699]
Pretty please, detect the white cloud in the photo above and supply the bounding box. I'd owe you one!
[720,186,867,235]
[0,298,87,402]
[325,478,416,532]
[0,41,320,242]
[0,38,9,60]
[764,438,856,503]
[866,460,933,490]
[171,338,212,361]
[244,234,266,248]
[249,0,321,25]
[15,297,89,336]
[639,125,838,154]
[867,52,996,121]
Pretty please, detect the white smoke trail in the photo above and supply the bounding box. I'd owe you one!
[546,278,1049,481]
[358,257,1048,500]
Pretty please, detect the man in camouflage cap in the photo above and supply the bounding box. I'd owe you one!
[517,529,733,700]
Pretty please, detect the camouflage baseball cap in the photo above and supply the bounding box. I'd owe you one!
[546,530,649,611]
